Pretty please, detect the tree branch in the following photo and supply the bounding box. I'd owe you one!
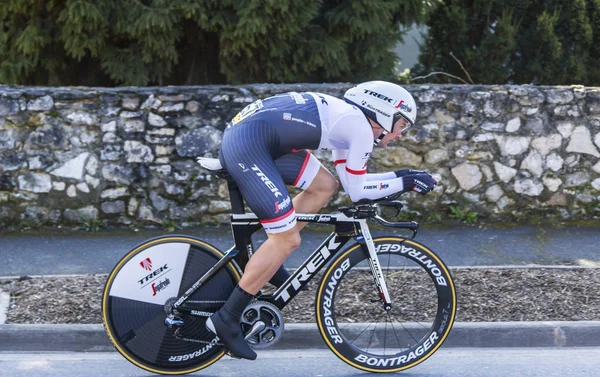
[449,52,474,84]
[410,71,471,84]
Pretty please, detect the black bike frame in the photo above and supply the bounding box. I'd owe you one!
[229,212,357,309]
[173,171,416,314]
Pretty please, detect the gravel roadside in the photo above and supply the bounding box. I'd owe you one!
[2,268,599,324]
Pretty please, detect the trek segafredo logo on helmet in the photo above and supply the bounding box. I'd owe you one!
[364,89,413,114]
[395,100,413,114]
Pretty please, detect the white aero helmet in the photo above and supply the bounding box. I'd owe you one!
[344,81,417,133]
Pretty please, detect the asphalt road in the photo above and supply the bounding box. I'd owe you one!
[1,223,600,276]
[1,348,599,377]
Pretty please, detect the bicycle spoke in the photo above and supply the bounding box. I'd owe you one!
[387,312,406,352]
[349,311,386,345]
[383,317,388,355]
[388,312,421,345]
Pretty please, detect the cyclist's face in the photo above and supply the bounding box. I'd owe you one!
[379,118,409,148]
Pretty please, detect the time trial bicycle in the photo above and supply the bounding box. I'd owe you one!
[101,157,457,374]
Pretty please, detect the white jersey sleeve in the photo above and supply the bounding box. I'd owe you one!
[330,121,406,202]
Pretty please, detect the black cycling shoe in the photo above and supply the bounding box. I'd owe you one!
[206,311,257,360]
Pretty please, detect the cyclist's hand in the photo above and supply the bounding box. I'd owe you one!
[394,169,428,178]
[401,173,437,195]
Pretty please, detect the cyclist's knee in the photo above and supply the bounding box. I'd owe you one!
[307,168,339,197]
[269,228,301,253]
[328,178,340,195]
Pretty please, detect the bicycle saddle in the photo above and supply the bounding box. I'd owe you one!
[196,157,223,171]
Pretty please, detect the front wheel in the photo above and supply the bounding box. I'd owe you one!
[316,237,456,373]
[102,235,241,375]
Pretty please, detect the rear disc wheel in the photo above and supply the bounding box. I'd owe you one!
[102,236,240,375]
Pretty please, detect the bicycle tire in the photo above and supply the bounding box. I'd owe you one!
[316,237,456,373]
[102,235,241,375]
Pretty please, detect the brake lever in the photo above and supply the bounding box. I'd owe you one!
[377,200,404,218]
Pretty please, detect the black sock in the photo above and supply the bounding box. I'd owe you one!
[268,265,291,288]
[220,285,255,323]
[208,285,257,360]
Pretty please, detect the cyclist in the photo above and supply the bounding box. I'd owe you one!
[206,81,437,359]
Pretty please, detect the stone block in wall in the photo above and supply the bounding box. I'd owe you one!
[102,164,134,185]
[566,126,599,157]
[124,141,154,163]
[64,206,98,222]
[546,89,575,104]
[493,162,517,183]
[27,96,54,111]
[531,134,562,156]
[149,192,171,212]
[148,113,167,127]
[65,111,98,126]
[175,127,222,157]
[425,149,448,164]
[101,144,123,161]
[524,117,545,135]
[542,176,562,192]
[587,94,600,114]
[121,97,140,110]
[564,172,590,188]
[137,202,162,224]
[0,126,18,150]
[451,163,482,191]
[25,123,70,150]
[505,117,521,132]
[208,200,231,214]
[485,184,504,202]
[494,135,531,156]
[50,152,89,180]
[0,99,21,117]
[520,151,544,178]
[513,179,544,196]
[372,146,421,168]
[119,119,145,133]
[17,173,52,193]
[545,153,564,172]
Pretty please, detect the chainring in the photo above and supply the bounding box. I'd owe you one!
[241,300,285,349]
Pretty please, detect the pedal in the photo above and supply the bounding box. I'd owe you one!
[225,350,242,359]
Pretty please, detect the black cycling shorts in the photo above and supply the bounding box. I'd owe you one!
[219,117,322,233]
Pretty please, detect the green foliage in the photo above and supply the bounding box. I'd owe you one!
[78,216,105,232]
[162,219,181,232]
[0,0,436,86]
[414,0,600,85]
[448,206,478,224]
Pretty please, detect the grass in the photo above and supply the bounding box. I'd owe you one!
[78,216,105,232]
[448,205,478,224]
[161,219,181,232]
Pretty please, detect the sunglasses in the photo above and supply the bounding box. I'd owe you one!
[392,112,413,134]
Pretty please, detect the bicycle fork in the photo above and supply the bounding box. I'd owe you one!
[357,219,393,311]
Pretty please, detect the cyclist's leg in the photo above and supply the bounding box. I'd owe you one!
[274,150,338,231]
[223,151,301,295]
[208,123,301,360]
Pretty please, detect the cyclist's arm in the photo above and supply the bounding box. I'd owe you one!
[332,150,397,181]
[331,136,406,202]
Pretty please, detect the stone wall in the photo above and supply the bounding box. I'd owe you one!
[1,84,599,229]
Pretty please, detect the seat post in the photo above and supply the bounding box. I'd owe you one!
[227,178,246,214]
